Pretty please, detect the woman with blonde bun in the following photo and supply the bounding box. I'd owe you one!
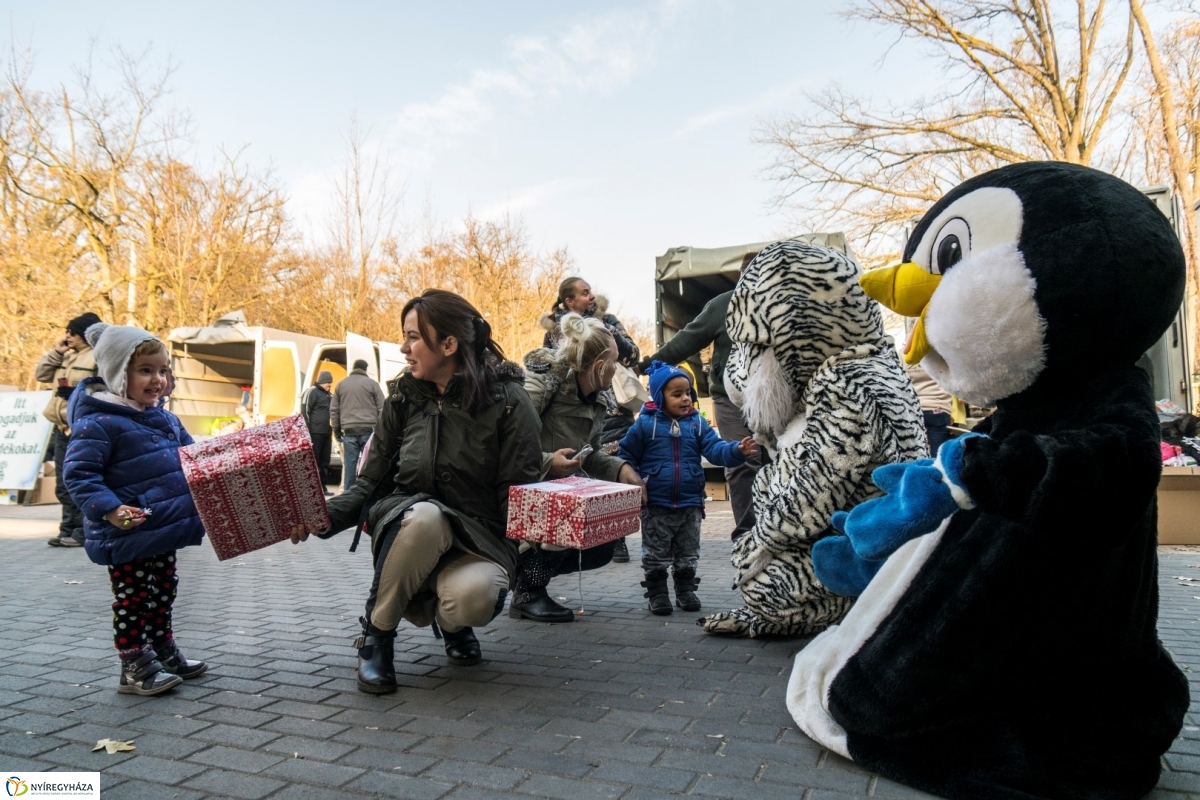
[514,312,646,622]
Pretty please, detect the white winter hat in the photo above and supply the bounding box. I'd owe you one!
[84,322,163,398]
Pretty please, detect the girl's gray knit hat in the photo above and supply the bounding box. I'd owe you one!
[84,322,163,397]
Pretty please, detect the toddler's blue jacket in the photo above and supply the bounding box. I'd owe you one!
[619,403,745,509]
[64,377,205,565]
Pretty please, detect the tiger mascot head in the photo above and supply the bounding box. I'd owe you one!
[725,240,887,444]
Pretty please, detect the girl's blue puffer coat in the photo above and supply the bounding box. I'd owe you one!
[63,377,205,566]
[618,404,746,509]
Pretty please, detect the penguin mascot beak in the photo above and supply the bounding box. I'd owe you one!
[859,263,941,364]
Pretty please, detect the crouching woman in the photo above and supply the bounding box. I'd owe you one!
[290,289,542,694]
[510,313,646,622]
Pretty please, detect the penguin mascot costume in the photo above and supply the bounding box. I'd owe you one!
[790,162,1190,799]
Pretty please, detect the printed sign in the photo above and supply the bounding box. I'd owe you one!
[3,772,100,798]
[0,391,53,490]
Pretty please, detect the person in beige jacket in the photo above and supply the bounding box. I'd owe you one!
[35,312,101,547]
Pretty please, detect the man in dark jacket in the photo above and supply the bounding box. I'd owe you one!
[332,359,386,490]
[304,371,334,495]
[35,311,101,547]
[640,289,761,540]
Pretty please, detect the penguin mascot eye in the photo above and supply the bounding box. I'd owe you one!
[931,218,970,275]
[860,186,1043,406]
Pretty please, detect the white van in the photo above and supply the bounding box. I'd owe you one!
[167,311,403,440]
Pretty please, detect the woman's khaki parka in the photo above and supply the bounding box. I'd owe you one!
[523,348,627,482]
[326,361,542,590]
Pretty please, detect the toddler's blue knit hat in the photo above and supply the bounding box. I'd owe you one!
[645,360,696,408]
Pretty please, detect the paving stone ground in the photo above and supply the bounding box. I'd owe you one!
[1,501,1198,799]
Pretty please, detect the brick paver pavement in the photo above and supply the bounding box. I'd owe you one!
[1,502,1197,799]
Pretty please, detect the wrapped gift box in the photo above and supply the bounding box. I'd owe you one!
[179,414,329,561]
[507,476,641,550]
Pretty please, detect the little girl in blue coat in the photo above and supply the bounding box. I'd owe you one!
[619,361,756,615]
[63,322,207,696]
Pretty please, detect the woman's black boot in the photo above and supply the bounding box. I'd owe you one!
[641,569,673,616]
[510,549,574,623]
[611,538,630,563]
[673,568,702,612]
[510,587,575,622]
[118,648,183,696]
[442,626,481,666]
[355,617,397,695]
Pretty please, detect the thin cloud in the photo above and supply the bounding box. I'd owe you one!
[675,80,805,137]
[388,2,682,163]
[478,178,570,220]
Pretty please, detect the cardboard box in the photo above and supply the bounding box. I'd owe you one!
[20,475,58,505]
[180,414,329,561]
[1158,466,1200,545]
[697,397,716,430]
[508,477,641,549]
[705,481,728,502]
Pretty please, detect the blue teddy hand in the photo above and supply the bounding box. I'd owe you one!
[814,437,981,598]
[813,534,884,597]
[842,464,956,561]
[840,435,980,562]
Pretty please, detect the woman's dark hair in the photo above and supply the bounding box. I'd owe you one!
[402,289,506,414]
[551,277,586,314]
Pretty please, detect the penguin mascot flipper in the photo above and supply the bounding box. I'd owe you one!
[697,240,928,638]
[788,162,1190,800]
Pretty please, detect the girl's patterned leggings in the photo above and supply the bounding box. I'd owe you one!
[106,551,178,653]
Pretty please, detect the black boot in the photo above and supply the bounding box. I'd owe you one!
[673,568,701,612]
[611,537,630,563]
[641,569,672,616]
[510,549,574,623]
[118,648,182,696]
[156,642,208,679]
[510,587,575,622]
[355,617,397,695]
[442,626,481,666]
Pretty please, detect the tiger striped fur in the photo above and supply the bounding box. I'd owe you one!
[699,240,928,638]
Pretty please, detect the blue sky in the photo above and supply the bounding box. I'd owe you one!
[2,1,940,326]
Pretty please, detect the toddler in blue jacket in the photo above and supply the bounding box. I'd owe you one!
[619,361,756,615]
[63,322,207,696]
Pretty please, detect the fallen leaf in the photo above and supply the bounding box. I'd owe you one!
[93,738,135,754]
[63,580,84,585]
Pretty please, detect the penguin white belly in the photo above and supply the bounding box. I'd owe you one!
[786,517,951,756]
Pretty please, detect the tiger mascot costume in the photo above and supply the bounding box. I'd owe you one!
[700,240,927,638]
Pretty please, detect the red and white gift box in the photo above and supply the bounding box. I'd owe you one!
[179,414,330,561]
[507,476,641,550]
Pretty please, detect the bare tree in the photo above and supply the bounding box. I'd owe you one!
[6,47,179,322]
[137,151,290,333]
[1129,3,1200,362]
[763,0,1136,263]
[386,211,570,358]
[253,118,406,342]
